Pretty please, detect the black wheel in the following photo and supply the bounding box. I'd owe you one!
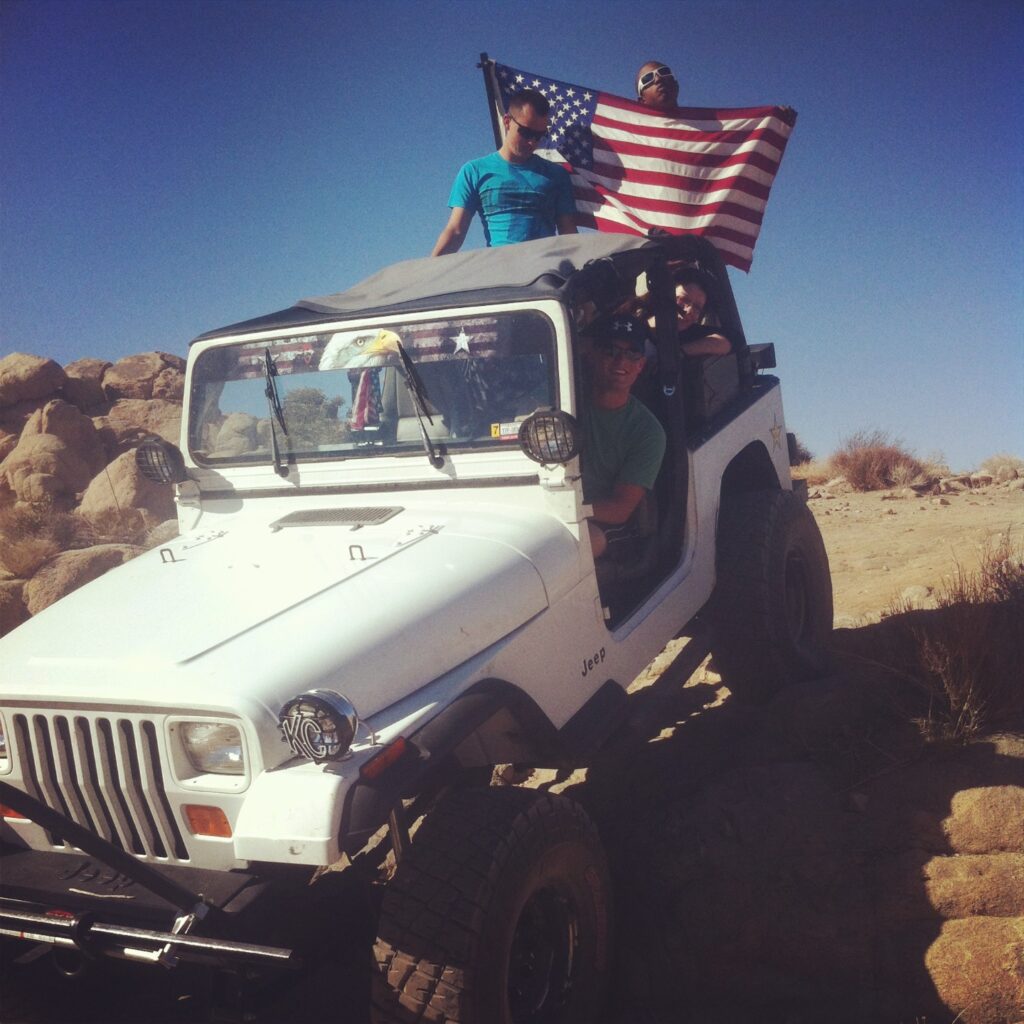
[372,787,611,1024]
[710,488,833,701]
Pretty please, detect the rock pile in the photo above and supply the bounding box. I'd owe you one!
[0,351,183,635]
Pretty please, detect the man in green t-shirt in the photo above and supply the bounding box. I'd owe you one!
[581,316,666,558]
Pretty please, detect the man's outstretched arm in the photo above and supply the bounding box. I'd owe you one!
[431,207,473,256]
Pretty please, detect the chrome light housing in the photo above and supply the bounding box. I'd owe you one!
[0,714,8,773]
[180,722,245,775]
[279,690,359,764]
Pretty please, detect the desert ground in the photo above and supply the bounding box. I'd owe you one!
[811,477,1023,625]
[2,480,1022,1024]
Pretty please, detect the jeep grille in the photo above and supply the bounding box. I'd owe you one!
[9,712,189,861]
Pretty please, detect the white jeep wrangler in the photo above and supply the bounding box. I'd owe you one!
[0,233,831,1023]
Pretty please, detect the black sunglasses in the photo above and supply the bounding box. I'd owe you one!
[508,113,546,143]
[638,65,675,91]
[596,342,644,363]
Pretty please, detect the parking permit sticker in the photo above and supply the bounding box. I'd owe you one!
[491,421,520,441]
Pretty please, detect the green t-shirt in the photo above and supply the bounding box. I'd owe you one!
[581,395,666,503]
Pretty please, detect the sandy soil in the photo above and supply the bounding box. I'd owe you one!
[812,481,1023,623]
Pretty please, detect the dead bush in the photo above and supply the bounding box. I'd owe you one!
[791,459,833,486]
[831,430,927,492]
[0,504,97,578]
[979,452,1024,481]
[890,535,1024,742]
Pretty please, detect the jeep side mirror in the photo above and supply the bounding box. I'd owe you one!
[518,410,582,465]
[135,438,187,484]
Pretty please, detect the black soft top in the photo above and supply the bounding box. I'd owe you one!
[192,233,735,343]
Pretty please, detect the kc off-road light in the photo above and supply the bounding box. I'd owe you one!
[518,410,582,465]
[135,437,187,484]
[180,722,245,775]
[279,690,359,764]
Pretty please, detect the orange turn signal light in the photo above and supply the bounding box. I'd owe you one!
[183,805,232,838]
[0,803,28,821]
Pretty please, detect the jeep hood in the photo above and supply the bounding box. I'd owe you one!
[2,506,578,719]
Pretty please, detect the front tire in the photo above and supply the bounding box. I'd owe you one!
[372,787,611,1024]
[710,488,833,701]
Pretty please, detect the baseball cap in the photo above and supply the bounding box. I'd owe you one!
[587,314,650,353]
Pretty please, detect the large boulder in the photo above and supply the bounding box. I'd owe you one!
[0,397,50,437]
[0,433,94,504]
[63,358,112,412]
[0,353,66,408]
[21,399,107,479]
[78,449,176,539]
[0,429,17,463]
[23,543,141,615]
[152,366,185,402]
[0,579,29,637]
[92,398,182,458]
[103,352,185,402]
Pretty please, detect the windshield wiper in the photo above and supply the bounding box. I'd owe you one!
[263,349,290,478]
[394,340,445,469]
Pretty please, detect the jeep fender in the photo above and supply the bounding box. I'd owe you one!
[338,677,626,856]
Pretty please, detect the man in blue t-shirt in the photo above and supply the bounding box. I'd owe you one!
[431,89,577,256]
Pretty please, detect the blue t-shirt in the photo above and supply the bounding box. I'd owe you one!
[448,152,576,247]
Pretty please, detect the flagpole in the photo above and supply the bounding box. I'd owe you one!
[478,52,503,149]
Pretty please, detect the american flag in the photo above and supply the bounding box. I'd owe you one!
[490,61,796,272]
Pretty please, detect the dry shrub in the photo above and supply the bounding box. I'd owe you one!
[892,534,1024,742]
[0,504,96,578]
[831,430,927,492]
[791,459,833,486]
[979,452,1024,481]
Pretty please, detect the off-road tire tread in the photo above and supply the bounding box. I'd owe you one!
[372,787,605,1024]
[711,488,832,700]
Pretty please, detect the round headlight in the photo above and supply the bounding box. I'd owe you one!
[279,690,358,764]
[518,410,582,465]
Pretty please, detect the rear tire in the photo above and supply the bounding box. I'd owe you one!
[710,488,833,702]
[372,787,611,1024]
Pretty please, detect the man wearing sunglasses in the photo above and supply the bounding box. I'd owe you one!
[636,61,679,113]
[431,89,577,257]
[582,316,666,558]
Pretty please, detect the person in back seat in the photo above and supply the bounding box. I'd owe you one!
[581,316,666,559]
[672,270,732,357]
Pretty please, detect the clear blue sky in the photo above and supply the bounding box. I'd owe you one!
[2,0,1021,470]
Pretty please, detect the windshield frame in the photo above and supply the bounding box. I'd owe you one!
[185,303,564,472]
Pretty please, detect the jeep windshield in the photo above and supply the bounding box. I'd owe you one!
[188,311,557,467]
